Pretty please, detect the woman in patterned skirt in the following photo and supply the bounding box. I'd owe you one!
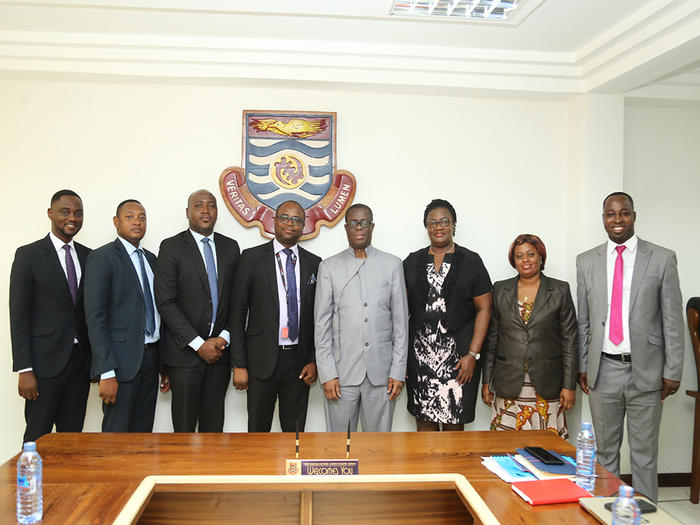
[404,199,492,431]
[481,234,578,438]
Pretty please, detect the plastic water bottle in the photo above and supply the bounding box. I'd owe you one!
[575,421,596,492]
[611,485,641,525]
[16,441,43,524]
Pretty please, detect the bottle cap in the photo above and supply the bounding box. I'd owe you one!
[23,442,37,452]
[619,485,634,498]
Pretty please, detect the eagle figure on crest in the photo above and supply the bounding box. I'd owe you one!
[250,117,328,138]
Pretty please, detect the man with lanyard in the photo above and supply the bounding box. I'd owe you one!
[231,200,321,431]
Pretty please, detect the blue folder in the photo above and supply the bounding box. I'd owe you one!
[491,455,537,481]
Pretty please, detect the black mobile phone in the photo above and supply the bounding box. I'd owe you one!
[604,498,657,514]
[523,446,564,465]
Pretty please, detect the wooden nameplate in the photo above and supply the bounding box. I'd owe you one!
[285,459,359,475]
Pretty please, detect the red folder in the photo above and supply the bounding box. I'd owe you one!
[512,478,591,505]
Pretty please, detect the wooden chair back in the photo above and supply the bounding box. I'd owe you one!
[687,298,700,389]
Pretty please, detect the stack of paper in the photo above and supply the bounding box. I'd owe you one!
[481,455,536,482]
[481,448,594,507]
[513,448,577,480]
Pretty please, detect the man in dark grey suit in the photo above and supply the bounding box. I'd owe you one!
[155,189,239,432]
[231,200,321,432]
[576,192,684,502]
[10,189,91,443]
[84,199,165,432]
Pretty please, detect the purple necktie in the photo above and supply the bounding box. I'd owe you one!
[63,245,78,305]
[609,245,626,345]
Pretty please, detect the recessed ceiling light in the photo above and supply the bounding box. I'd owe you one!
[389,0,525,21]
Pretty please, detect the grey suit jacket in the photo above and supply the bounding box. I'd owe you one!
[314,246,409,387]
[576,238,684,391]
[483,274,578,400]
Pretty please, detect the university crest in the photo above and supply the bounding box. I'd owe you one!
[220,111,356,239]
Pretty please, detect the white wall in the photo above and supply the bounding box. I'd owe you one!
[566,93,625,441]
[0,77,694,480]
[623,99,700,473]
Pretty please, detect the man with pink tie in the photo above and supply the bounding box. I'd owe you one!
[576,192,684,502]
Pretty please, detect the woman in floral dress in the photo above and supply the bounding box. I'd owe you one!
[404,199,492,431]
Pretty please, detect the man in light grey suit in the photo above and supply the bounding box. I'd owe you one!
[314,203,408,432]
[576,192,683,502]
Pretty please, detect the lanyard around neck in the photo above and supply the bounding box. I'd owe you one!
[275,250,297,293]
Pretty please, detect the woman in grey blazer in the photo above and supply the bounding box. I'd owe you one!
[481,234,578,438]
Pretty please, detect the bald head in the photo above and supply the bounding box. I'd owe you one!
[188,189,215,208]
[186,189,218,236]
[278,200,304,217]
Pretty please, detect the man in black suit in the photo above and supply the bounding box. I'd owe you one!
[231,200,320,432]
[84,199,166,432]
[155,189,240,432]
[10,189,92,443]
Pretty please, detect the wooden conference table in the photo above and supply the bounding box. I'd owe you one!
[0,431,622,524]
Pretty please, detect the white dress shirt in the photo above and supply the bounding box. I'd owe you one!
[602,234,638,355]
[51,232,82,346]
[273,239,301,345]
[50,231,82,284]
[187,229,230,351]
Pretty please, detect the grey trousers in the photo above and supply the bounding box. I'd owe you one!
[324,375,395,432]
[588,356,663,502]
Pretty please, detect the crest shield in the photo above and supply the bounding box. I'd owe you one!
[220,111,356,239]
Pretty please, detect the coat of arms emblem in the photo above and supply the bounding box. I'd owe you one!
[220,111,356,239]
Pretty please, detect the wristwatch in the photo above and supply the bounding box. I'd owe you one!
[468,350,481,360]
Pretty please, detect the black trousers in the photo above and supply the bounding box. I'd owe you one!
[247,347,310,432]
[169,362,230,432]
[23,344,90,443]
[102,344,159,432]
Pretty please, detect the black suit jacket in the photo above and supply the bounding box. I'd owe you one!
[84,239,159,382]
[155,230,240,368]
[482,273,578,400]
[10,234,91,377]
[231,241,321,380]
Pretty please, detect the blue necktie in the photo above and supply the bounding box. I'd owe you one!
[136,249,155,336]
[202,238,218,327]
[283,248,298,342]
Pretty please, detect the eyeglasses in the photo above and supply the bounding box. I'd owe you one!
[275,214,304,226]
[426,218,453,229]
[345,219,373,229]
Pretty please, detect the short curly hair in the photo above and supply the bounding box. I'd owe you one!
[508,234,547,271]
[423,199,456,227]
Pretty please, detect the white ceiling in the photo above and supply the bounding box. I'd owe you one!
[1,0,700,98]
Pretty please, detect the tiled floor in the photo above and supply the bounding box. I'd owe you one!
[657,487,700,524]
